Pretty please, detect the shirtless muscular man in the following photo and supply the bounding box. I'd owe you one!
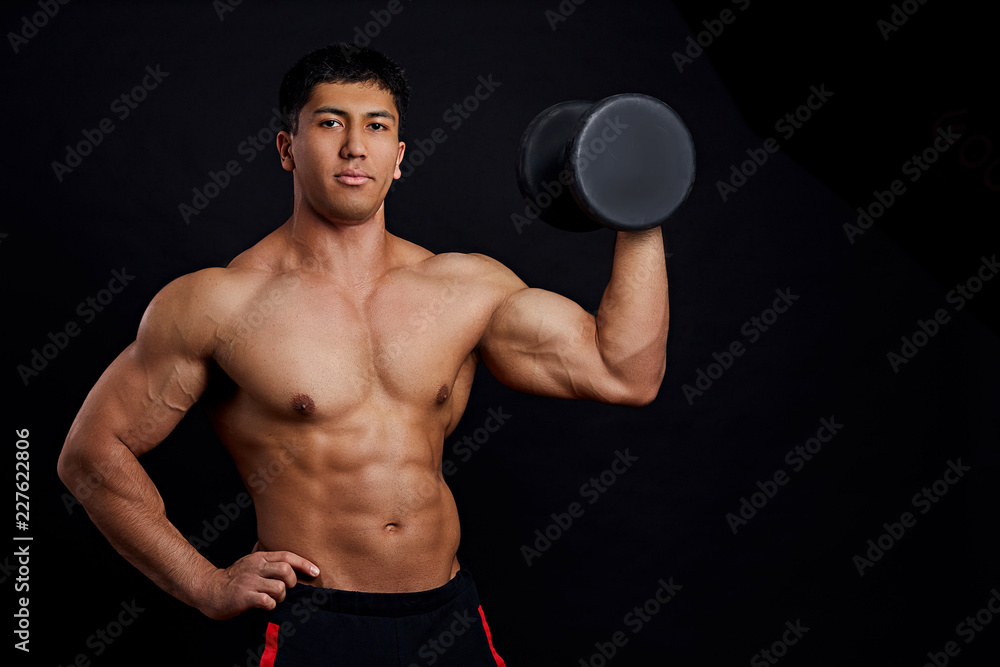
[58,44,668,666]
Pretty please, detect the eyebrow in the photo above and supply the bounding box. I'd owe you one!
[312,106,396,122]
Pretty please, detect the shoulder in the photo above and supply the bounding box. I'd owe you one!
[420,251,526,293]
[146,266,261,317]
[385,231,517,282]
[139,266,269,357]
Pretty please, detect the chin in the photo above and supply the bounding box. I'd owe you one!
[310,192,377,224]
[323,206,380,225]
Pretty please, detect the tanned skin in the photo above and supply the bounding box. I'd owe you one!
[58,81,669,621]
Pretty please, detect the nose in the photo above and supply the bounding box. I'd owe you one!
[341,123,367,160]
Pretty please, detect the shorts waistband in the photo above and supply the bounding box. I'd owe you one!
[281,568,476,618]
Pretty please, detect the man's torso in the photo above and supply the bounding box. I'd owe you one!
[195,232,510,592]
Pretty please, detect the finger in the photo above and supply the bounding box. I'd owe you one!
[249,591,277,612]
[251,540,262,553]
[260,550,320,578]
[255,576,289,604]
[259,560,298,591]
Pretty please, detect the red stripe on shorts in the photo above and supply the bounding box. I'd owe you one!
[478,605,506,666]
[260,621,280,667]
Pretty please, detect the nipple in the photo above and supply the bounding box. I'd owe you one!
[291,393,316,416]
[435,384,450,404]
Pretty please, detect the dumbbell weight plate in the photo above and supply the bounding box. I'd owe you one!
[568,93,695,231]
[515,100,604,232]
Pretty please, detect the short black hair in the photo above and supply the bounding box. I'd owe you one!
[278,43,410,137]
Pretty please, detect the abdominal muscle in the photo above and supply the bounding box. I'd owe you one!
[212,404,463,594]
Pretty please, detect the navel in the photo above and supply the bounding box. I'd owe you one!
[290,393,316,416]
[435,384,450,404]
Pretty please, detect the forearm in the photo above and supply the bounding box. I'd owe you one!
[594,228,669,395]
[58,437,216,610]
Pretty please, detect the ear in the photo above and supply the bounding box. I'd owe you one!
[277,131,295,172]
[393,141,406,180]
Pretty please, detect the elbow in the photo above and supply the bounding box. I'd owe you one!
[57,431,99,489]
[612,357,665,407]
[618,381,661,407]
[607,371,664,407]
[57,439,108,510]
[596,336,666,407]
[57,440,82,488]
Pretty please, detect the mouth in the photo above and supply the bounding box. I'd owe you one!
[335,169,373,186]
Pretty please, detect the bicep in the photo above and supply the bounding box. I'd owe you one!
[64,280,213,461]
[478,287,624,402]
[74,340,209,457]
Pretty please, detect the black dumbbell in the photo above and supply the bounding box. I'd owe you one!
[516,93,695,232]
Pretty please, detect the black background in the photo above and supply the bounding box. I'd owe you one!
[3,0,998,665]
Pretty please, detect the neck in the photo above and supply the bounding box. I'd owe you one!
[281,203,393,289]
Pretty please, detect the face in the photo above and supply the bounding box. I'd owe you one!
[278,81,405,225]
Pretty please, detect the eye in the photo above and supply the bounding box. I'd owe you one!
[320,119,342,128]
[369,122,387,131]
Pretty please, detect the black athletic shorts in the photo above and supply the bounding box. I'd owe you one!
[257,568,506,666]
